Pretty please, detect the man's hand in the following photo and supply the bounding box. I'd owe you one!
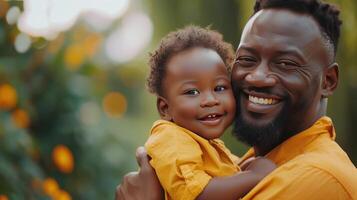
[115,147,164,200]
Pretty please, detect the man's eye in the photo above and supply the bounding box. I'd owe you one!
[184,89,199,95]
[274,60,299,68]
[234,56,257,67]
[215,86,226,92]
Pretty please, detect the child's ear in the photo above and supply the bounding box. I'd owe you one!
[322,63,339,98]
[157,96,172,121]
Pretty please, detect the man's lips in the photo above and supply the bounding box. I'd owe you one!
[242,90,283,114]
[248,95,279,105]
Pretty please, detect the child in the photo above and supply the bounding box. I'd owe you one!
[145,26,275,200]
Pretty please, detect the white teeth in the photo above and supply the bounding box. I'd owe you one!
[208,114,216,118]
[249,95,277,105]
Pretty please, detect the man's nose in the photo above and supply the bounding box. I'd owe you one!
[245,62,276,87]
[200,92,219,107]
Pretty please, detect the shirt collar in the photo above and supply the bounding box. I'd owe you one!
[239,116,335,166]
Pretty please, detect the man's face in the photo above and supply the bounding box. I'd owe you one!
[231,9,333,153]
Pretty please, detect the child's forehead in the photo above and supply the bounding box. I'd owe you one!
[163,49,230,84]
[166,47,227,73]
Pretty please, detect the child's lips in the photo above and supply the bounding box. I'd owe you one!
[198,113,223,126]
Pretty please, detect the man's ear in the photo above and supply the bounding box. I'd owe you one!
[157,96,172,121]
[322,62,339,98]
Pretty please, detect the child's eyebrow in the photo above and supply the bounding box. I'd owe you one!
[180,80,198,85]
[215,75,230,81]
[178,80,197,91]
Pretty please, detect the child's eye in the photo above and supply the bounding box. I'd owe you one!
[184,89,200,95]
[215,86,226,92]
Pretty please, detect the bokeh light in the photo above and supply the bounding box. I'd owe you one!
[105,12,153,64]
[0,0,9,19]
[64,44,85,71]
[0,84,17,110]
[0,195,8,200]
[53,190,72,200]
[11,109,30,129]
[82,33,102,57]
[42,178,59,197]
[18,0,58,40]
[6,6,21,25]
[102,92,127,118]
[42,178,72,200]
[52,145,74,174]
[18,0,129,40]
[14,32,32,53]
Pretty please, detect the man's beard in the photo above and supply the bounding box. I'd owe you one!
[233,93,291,155]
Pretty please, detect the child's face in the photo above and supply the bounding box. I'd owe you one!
[160,47,236,140]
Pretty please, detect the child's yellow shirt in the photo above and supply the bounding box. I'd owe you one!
[145,119,240,200]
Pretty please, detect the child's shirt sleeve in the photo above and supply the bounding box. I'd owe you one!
[145,122,212,200]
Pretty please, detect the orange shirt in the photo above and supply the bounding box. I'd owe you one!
[145,120,240,200]
[241,116,357,200]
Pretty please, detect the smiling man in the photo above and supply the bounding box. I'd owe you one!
[233,1,339,157]
[115,0,357,199]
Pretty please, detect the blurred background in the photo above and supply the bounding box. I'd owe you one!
[0,0,356,199]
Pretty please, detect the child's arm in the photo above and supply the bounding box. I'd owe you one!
[196,157,276,200]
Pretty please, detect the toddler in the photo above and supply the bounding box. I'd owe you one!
[145,26,275,200]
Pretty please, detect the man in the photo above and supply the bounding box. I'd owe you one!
[116,0,357,199]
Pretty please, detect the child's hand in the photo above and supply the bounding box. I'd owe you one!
[240,157,256,171]
[243,157,277,178]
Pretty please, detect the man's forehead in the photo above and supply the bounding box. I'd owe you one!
[240,8,322,47]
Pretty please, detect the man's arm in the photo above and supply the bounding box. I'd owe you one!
[115,147,163,200]
[196,157,276,200]
[242,164,351,200]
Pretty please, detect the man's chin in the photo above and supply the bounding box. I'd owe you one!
[233,111,287,155]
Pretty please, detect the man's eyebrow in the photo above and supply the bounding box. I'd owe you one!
[237,45,307,62]
[275,48,307,62]
[236,45,258,55]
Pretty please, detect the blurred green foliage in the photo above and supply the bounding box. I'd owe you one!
[0,0,356,199]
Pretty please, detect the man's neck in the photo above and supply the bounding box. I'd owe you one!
[253,113,327,157]
[254,146,269,157]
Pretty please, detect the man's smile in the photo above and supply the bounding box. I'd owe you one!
[242,89,284,114]
[248,95,278,105]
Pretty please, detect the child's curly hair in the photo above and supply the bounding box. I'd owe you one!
[147,25,235,96]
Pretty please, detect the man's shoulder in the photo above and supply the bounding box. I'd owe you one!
[292,140,357,178]
[244,161,356,200]
[286,153,357,181]
[279,149,357,198]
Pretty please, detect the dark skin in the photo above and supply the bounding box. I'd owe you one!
[158,47,236,140]
[233,9,338,155]
[155,47,275,199]
[115,8,339,200]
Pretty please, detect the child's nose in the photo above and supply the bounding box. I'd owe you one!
[200,92,219,107]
